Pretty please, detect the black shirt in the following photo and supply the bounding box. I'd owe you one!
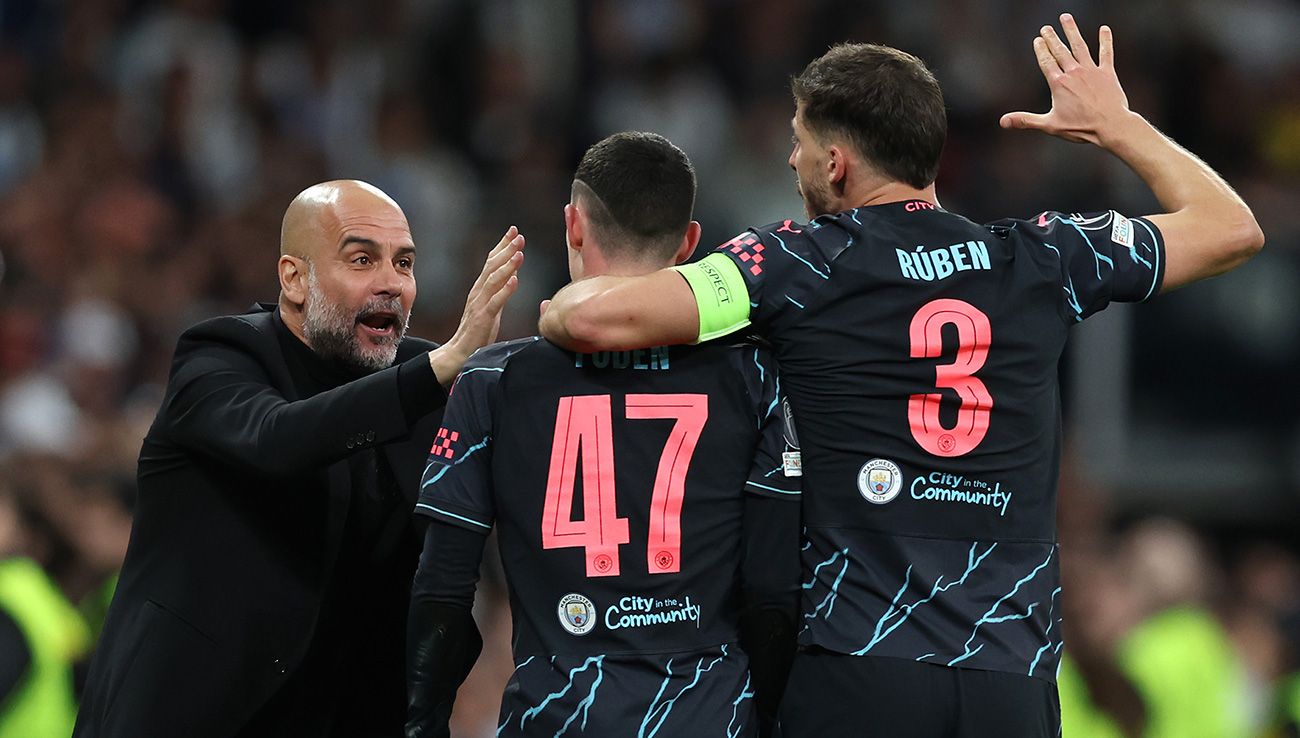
[274,313,406,563]
[416,336,800,736]
[710,203,1164,682]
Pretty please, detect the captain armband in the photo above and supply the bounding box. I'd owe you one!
[671,253,753,343]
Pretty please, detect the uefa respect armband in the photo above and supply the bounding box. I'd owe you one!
[671,253,752,343]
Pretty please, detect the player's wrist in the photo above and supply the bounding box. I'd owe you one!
[1095,110,1151,152]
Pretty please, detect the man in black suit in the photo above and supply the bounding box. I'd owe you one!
[74,180,524,737]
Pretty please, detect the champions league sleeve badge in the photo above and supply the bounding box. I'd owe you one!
[557,593,598,636]
[857,458,904,504]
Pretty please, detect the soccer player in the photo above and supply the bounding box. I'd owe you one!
[539,16,1263,738]
[406,132,801,738]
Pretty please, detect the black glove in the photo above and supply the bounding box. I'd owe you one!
[405,600,482,738]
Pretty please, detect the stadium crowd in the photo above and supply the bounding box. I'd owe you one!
[0,0,1296,736]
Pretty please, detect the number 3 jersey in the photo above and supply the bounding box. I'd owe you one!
[415,336,799,736]
[692,201,1164,682]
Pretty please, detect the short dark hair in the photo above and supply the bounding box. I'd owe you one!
[792,43,946,188]
[572,131,696,262]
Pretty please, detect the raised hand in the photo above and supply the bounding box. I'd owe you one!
[430,226,524,383]
[1000,14,1134,147]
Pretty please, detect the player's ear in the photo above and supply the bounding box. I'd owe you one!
[564,202,584,253]
[279,255,307,308]
[674,221,702,265]
[827,145,848,187]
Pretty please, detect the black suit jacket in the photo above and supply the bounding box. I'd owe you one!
[74,304,448,737]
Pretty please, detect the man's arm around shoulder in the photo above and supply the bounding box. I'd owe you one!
[539,270,701,352]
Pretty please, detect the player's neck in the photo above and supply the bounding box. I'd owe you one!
[846,180,938,210]
[590,259,676,278]
[578,242,676,278]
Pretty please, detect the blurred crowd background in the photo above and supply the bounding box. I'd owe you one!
[0,0,1296,736]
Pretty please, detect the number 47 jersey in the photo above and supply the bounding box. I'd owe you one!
[697,201,1163,682]
[415,336,799,736]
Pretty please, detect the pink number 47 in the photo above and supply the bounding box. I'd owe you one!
[540,394,707,578]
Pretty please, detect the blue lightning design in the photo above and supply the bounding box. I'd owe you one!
[420,436,492,488]
[1039,213,1119,280]
[766,375,781,420]
[1028,586,1063,677]
[947,549,1055,667]
[517,655,605,734]
[1040,243,1084,321]
[802,548,850,622]
[1127,218,1155,269]
[554,659,605,736]
[770,232,829,279]
[853,542,998,655]
[1134,218,1161,299]
[1062,215,1114,278]
[726,673,754,738]
[638,648,729,738]
[752,349,781,427]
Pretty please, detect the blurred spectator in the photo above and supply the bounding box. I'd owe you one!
[1058,540,1148,738]
[1115,520,1253,738]
[0,476,90,737]
[0,51,43,198]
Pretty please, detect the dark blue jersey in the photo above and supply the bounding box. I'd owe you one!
[708,203,1163,682]
[416,336,800,735]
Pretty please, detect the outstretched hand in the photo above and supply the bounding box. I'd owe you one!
[1000,14,1134,147]
[430,226,523,383]
[451,225,524,352]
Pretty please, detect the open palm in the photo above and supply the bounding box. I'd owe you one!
[1000,14,1133,147]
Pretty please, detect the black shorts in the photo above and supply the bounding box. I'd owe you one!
[779,648,1060,738]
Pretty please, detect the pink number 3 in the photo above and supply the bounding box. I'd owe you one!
[907,299,993,457]
[541,394,708,578]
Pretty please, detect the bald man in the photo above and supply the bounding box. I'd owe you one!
[74,181,524,738]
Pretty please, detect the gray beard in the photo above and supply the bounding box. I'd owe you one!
[302,267,410,374]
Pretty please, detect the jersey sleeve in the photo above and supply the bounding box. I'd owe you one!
[675,220,833,340]
[992,210,1165,322]
[734,345,801,500]
[413,353,503,533]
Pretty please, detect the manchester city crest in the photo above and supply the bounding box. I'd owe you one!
[857,458,904,504]
[557,593,597,636]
